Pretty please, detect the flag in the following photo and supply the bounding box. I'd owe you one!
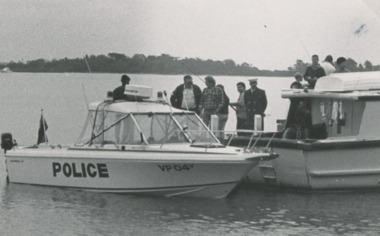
[37,114,48,145]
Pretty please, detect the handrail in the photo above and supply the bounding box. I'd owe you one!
[249,132,263,152]
[223,130,278,153]
[265,132,277,150]
[246,133,255,151]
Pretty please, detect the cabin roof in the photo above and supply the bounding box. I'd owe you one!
[88,100,192,114]
[282,72,380,100]
[315,71,380,92]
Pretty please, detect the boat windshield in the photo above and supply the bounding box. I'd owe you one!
[75,110,219,146]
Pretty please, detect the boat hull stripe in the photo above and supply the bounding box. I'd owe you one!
[9,181,240,191]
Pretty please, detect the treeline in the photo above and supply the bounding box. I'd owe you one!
[289,58,380,74]
[3,53,380,76]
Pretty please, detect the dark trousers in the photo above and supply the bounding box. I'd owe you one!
[236,117,246,136]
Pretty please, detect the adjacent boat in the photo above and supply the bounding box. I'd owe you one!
[229,71,380,190]
[2,85,277,198]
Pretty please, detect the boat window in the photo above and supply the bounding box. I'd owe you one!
[132,113,218,144]
[172,113,219,143]
[103,113,141,144]
[76,110,219,146]
[76,111,144,145]
[311,99,365,138]
[283,98,366,140]
[133,113,187,144]
[75,112,94,145]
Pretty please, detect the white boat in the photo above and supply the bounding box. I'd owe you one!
[2,85,277,198]
[0,67,12,73]
[229,71,380,190]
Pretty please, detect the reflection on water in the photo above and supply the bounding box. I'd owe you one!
[0,73,380,235]
[1,181,380,235]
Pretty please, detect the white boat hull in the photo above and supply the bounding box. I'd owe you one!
[5,146,265,198]
[246,143,380,190]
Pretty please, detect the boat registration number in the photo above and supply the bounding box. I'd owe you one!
[158,164,194,172]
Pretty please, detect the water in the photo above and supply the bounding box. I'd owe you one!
[0,73,380,235]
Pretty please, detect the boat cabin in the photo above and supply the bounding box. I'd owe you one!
[75,86,219,147]
[282,72,380,140]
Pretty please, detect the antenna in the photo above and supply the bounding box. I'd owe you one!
[81,83,90,110]
[84,56,92,73]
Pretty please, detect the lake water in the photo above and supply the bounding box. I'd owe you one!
[0,73,380,235]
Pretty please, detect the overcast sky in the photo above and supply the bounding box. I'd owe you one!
[1,0,380,70]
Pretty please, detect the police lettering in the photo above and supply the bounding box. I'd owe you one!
[52,162,109,178]
[158,164,194,172]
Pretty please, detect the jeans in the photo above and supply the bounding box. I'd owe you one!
[217,113,228,139]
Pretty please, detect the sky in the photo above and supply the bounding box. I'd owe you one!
[1,0,380,70]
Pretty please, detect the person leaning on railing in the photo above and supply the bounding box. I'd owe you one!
[230,82,247,136]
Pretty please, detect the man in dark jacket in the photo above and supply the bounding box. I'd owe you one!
[170,75,202,114]
[304,54,326,89]
[244,78,267,131]
[113,74,131,100]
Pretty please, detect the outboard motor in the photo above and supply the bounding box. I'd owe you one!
[1,133,14,153]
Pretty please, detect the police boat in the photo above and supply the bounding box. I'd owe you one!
[1,85,277,199]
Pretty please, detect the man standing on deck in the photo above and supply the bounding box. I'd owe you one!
[320,55,336,75]
[113,74,131,100]
[216,84,230,139]
[170,75,202,115]
[290,73,303,89]
[230,82,247,134]
[244,78,267,131]
[336,57,350,73]
[304,55,326,89]
[199,76,225,127]
[112,74,134,143]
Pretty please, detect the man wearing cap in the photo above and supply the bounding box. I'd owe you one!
[113,74,131,100]
[170,75,202,115]
[199,76,225,127]
[290,73,303,89]
[244,78,267,131]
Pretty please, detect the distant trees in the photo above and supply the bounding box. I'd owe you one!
[289,58,380,74]
[364,61,373,71]
[288,59,309,74]
[3,53,380,76]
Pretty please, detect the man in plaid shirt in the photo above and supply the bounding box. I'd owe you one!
[199,76,225,127]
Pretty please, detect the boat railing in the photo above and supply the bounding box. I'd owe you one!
[224,129,278,153]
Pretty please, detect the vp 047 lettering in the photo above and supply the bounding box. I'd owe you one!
[158,164,194,172]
